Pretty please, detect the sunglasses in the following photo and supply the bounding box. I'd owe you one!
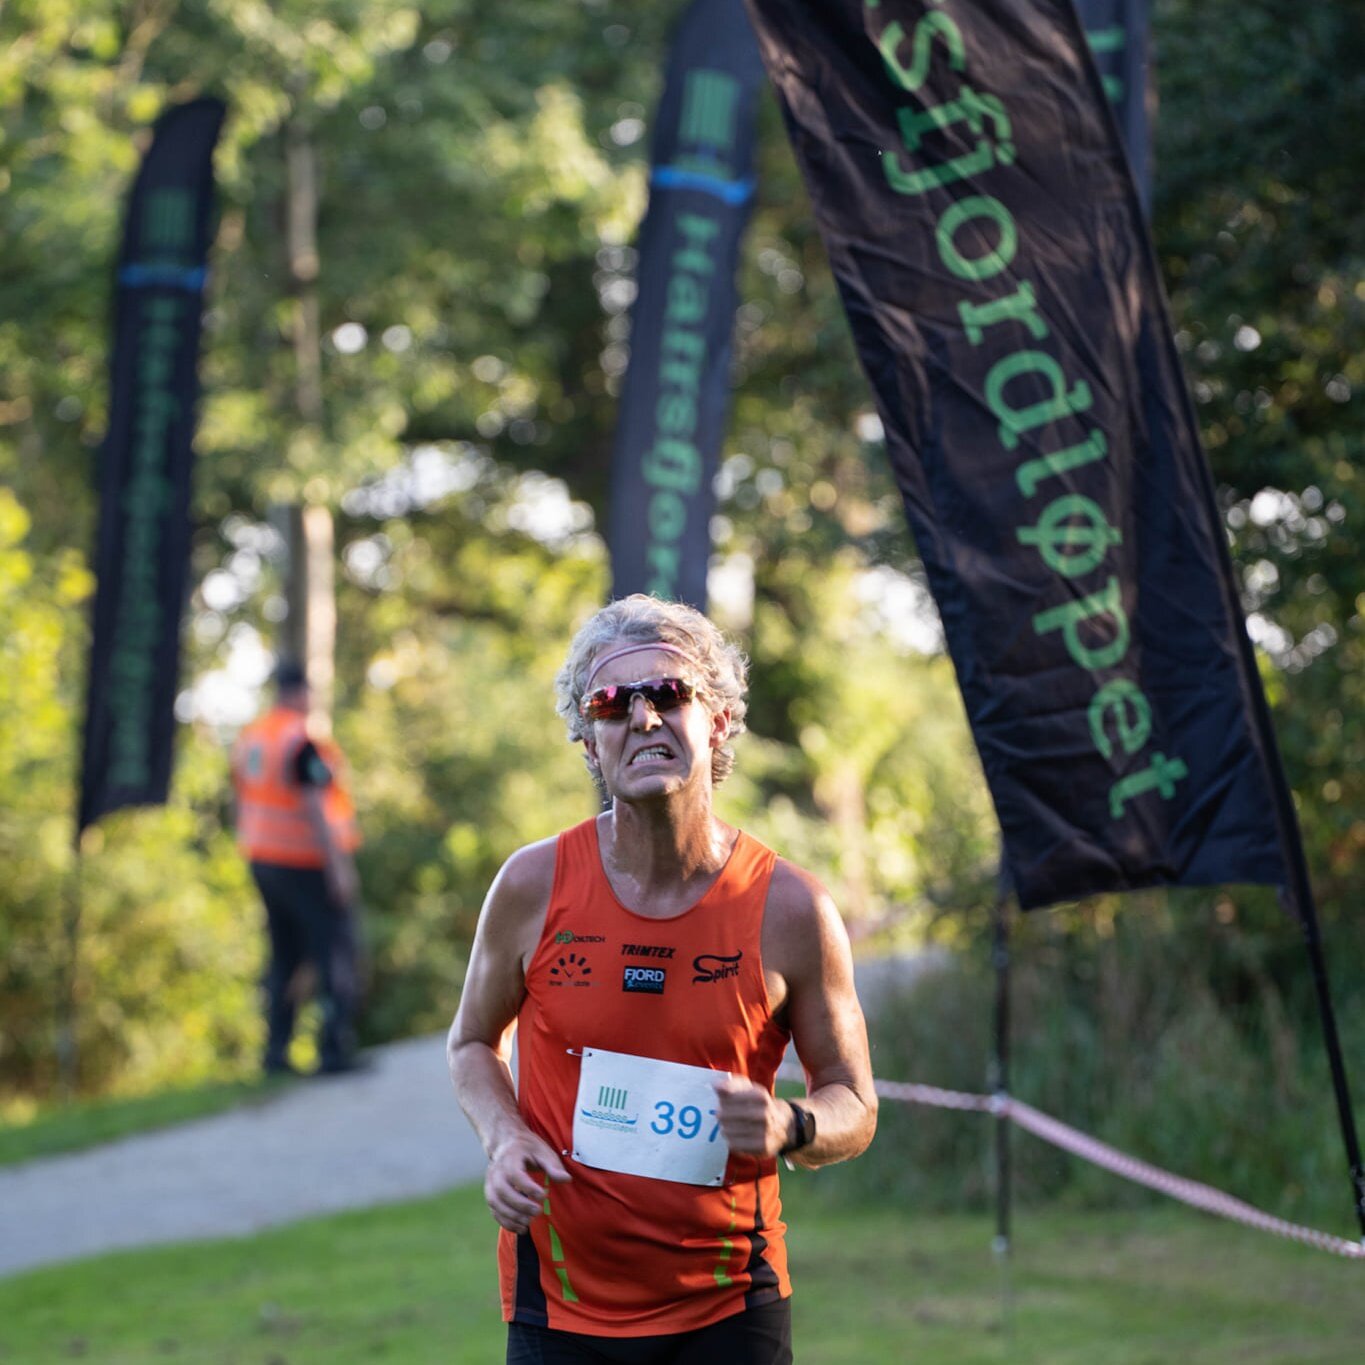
[579,677,697,723]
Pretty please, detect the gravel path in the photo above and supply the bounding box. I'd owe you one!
[0,954,944,1281]
[0,1033,485,1280]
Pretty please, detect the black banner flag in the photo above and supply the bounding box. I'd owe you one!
[607,0,765,608]
[743,1,1294,909]
[78,98,225,834]
[1075,0,1151,207]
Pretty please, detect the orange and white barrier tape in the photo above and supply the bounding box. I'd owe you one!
[781,1063,1365,1260]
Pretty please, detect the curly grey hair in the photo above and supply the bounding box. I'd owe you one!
[554,595,749,786]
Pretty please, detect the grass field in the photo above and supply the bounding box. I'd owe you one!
[1,1179,1361,1364]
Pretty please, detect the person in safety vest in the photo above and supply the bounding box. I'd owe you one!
[233,658,364,1076]
[447,595,877,1365]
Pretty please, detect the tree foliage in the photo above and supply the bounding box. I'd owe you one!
[0,1,1360,1107]
[1154,0,1365,913]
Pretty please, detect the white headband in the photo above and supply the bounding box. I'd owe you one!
[583,642,690,692]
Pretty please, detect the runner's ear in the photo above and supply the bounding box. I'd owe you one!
[708,707,732,748]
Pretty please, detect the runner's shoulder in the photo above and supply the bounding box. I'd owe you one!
[486,835,559,927]
[765,857,841,937]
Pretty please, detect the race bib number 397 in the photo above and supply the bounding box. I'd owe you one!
[572,1047,730,1186]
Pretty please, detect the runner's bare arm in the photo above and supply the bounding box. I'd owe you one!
[716,859,877,1168]
[447,838,569,1233]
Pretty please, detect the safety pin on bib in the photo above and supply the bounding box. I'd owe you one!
[562,1049,584,1156]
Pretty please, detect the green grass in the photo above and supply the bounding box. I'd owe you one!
[1,1180,1361,1364]
[788,1189,1365,1364]
[0,1078,294,1169]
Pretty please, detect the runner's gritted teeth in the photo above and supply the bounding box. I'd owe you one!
[630,744,674,765]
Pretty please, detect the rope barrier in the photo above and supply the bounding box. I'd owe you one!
[1002,1094,1365,1261]
[781,1063,1365,1260]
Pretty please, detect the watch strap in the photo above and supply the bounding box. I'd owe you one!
[779,1101,816,1155]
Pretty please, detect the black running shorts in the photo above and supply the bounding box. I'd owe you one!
[506,1298,793,1365]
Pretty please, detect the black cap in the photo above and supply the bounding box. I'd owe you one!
[274,658,308,691]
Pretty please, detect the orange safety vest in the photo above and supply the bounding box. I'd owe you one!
[232,706,360,868]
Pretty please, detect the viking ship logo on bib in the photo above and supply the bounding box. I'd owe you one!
[579,1083,639,1134]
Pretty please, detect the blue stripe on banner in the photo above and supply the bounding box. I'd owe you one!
[118,263,208,291]
[650,165,755,205]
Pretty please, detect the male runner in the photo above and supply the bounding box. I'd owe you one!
[448,595,877,1363]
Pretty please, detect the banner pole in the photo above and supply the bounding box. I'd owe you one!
[989,858,1013,1327]
[1249,605,1365,1237]
[57,835,86,1103]
[1285,880,1365,1242]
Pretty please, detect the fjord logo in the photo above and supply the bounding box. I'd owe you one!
[623,965,667,994]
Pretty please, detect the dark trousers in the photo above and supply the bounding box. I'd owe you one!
[250,862,358,1072]
[507,1299,793,1365]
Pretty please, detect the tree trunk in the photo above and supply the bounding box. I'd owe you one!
[274,98,335,726]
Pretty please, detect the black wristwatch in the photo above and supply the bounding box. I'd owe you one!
[779,1101,816,1155]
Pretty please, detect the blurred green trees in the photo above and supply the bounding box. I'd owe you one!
[0,0,1360,1130]
[1155,0,1365,918]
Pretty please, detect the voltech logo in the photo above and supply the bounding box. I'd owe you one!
[692,951,742,984]
[549,952,594,987]
[556,930,606,944]
[622,966,667,995]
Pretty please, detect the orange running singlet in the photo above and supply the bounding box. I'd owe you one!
[499,817,793,1336]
